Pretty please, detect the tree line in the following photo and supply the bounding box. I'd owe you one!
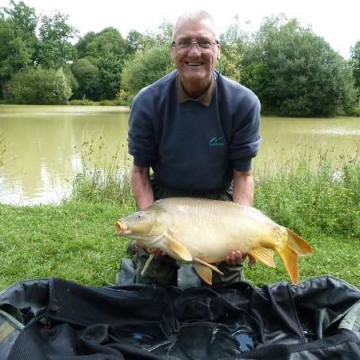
[1,0,360,117]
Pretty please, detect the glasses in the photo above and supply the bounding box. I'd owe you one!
[172,39,219,50]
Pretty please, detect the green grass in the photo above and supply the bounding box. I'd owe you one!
[0,201,134,289]
[0,138,359,291]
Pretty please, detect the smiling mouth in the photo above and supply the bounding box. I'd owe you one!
[185,61,203,66]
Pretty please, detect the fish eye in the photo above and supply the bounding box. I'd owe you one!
[135,211,145,218]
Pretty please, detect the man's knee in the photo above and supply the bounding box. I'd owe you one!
[211,262,244,286]
[132,249,179,287]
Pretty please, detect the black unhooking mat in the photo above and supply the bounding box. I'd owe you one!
[1,276,360,360]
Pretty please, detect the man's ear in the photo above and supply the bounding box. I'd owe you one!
[216,42,221,59]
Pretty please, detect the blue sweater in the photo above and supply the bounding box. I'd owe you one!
[128,70,261,192]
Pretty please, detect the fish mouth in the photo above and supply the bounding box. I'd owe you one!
[115,221,131,235]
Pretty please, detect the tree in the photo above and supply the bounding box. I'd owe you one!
[74,31,96,59]
[119,21,174,99]
[52,68,72,103]
[240,16,356,117]
[351,41,360,94]
[1,0,37,40]
[96,54,124,100]
[219,18,248,82]
[0,1,78,102]
[125,30,146,56]
[84,27,126,59]
[71,58,99,100]
[122,44,173,96]
[35,12,78,69]
[73,28,127,100]
[0,1,37,98]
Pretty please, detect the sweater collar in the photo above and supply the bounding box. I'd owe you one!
[176,73,215,107]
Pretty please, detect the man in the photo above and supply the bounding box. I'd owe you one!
[125,9,261,287]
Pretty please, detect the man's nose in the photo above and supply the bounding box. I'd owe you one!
[187,42,202,56]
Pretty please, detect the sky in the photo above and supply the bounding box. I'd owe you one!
[1,0,359,59]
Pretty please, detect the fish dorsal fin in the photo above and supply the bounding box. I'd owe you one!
[249,247,276,268]
[193,257,224,275]
[164,233,193,261]
[193,264,213,285]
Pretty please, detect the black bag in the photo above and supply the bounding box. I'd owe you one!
[1,276,360,359]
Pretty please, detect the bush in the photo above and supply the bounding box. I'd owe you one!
[99,99,129,106]
[7,67,72,104]
[68,99,95,106]
[350,106,360,117]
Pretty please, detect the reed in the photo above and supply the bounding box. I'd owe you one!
[0,133,7,196]
[70,134,135,211]
[253,146,360,239]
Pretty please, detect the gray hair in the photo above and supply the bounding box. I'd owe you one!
[172,10,219,41]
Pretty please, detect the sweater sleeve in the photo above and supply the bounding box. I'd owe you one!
[127,91,157,167]
[230,94,261,171]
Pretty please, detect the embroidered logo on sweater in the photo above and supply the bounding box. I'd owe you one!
[209,136,225,147]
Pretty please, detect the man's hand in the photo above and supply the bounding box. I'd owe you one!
[146,247,166,256]
[225,250,256,268]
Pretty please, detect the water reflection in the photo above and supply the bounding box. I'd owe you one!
[0,105,129,205]
[252,116,360,177]
[0,106,359,205]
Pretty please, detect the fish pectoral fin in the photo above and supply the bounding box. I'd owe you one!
[193,264,213,285]
[140,253,155,276]
[193,257,224,275]
[164,233,193,261]
[249,247,276,268]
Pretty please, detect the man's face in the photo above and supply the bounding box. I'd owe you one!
[171,17,220,89]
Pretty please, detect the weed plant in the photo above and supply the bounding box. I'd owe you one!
[70,135,135,210]
[0,132,6,168]
[0,132,6,197]
[254,148,360,239]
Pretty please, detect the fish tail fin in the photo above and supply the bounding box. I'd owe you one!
[277,229,313,285]
[286,229,313,256]
[277,245,299,284]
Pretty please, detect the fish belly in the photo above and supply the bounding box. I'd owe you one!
[161,200,275,264]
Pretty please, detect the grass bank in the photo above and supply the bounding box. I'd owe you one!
[0,145,359,290]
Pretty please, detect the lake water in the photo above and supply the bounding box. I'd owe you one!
[0,105,359,205]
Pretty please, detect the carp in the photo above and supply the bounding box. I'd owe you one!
[115,197,313,285]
